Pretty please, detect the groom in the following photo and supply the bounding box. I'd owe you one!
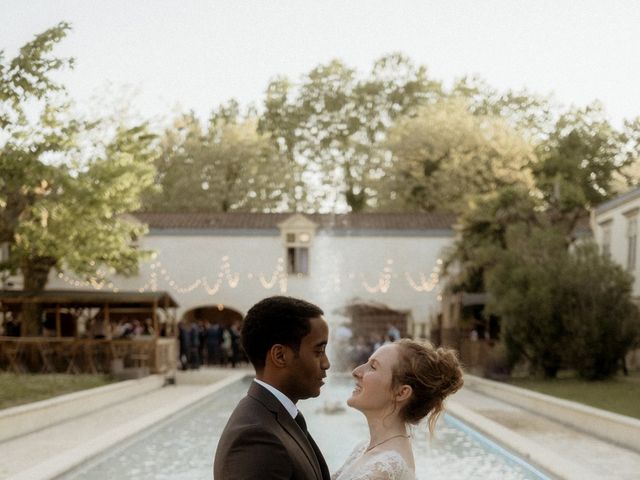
[214,296,331,480]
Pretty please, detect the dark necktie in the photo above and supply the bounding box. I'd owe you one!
[295,412,331,480]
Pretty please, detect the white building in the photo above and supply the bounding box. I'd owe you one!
[47,212,456,338]
[592,186,640,370]
[592,186,640,300]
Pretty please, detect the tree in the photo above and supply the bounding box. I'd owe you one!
[0,22,75,252]
[259,53,442,211]
[562,243,640,379]
[443,185,541,293]
[449,75,557,141]
[143,104,294,212]
[534,103,634,239]
[443,101,638,293]
[611,117,640,190]
[486,228,640,379]
[485,226,576,377]
[9,121,157,335]
[1,24,157,335]
[384,99,537,213]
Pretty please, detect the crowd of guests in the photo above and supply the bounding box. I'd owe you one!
[178,319,245,370]
[0,312,172,339]
[333,322,404,371]
[84,316,168,339]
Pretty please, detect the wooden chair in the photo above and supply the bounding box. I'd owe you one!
[2,341,25,373]
[64,342,81,374]
[80,342,98,374]
[37,341,56,373]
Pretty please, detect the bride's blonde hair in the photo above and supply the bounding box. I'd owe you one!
[391,339,464,434]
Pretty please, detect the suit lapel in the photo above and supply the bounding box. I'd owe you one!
[248,382,323,480]
[303,426,331,480]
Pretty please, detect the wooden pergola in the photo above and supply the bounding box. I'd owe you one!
[0,290,179,374]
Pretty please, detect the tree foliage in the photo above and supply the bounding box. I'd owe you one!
[14,124,157,276]
[534,104,636,236]
[259,53,442,211]
[562,244,640,379]
[384,99,537,213]
[0,22,76,247]
[142,104,294,212]
[1,24,157,334]
[437,99,640,378]
[486,229,640,379]
[443,186,542,293]
[448,76,557,140]
[0,21,74,128]
[444,101,639,294]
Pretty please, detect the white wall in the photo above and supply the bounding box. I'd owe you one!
[47,231,453,331]
[592,187,640,298]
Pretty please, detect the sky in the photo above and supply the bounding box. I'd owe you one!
[2,0,639,128]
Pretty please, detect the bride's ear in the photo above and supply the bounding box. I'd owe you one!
[395,384,412,403]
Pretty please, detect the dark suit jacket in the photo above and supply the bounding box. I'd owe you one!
[214,381,328,480]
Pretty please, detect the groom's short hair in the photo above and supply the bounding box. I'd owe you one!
[241,296,324,371]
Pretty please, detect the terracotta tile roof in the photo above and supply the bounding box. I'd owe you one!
[132,212,456,231]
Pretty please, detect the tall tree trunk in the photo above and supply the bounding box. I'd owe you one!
[344,169,366,212]
[345,188,366,212]
[20,256,56,336]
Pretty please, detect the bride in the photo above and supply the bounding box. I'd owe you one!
[332,339,464,480]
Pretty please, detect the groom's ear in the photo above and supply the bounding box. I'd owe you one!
[269,344,289,368]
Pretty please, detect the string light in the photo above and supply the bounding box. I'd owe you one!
[406,258,442,292]
[56,255,443,297]
[362,259,394,293]
[202,276,222,295]
[259,258,287,292]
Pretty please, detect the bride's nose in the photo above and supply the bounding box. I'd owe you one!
[352,364,363,378]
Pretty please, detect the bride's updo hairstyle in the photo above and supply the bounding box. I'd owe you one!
[391,339,464,434]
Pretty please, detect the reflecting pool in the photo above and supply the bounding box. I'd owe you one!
[60,376,550,479]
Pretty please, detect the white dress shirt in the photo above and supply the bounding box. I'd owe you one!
[253,378,298,419]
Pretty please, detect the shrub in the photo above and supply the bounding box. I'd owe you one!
[486,227,640,379]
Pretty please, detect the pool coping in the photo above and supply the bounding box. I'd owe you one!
[0,375,165,443]
[463,374,640,453]
[5,371,246,480]
[446,400,595,480]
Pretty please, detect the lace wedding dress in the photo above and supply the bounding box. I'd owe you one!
[331,441,415,480]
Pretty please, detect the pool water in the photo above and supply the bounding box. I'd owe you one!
[60,376,550,479]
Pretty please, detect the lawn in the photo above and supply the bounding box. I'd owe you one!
[0,373,116,410]
[508,373,640,420]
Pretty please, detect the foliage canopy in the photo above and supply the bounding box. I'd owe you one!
[1,23,157,334]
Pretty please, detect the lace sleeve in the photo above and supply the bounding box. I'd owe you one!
[333,447,414,480]
[350,452,415,480]
[331,441,367,480]
[352,451,413,480]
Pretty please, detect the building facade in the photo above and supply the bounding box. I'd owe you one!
[592,186,640,300]
[46,212,456,339]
